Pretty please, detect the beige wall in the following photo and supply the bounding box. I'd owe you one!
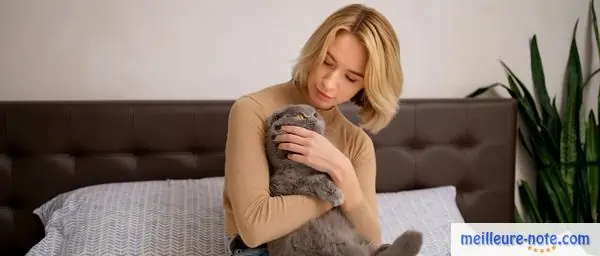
[0,0,598,217]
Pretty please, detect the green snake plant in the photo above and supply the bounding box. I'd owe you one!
[466,0,600,223]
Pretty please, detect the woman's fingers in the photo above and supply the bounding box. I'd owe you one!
[278,143,307,155]
[275,133,308,145]
[287,153,309,165]
[281,125,315,137]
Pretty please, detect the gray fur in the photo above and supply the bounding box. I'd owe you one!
[264,104,423,256]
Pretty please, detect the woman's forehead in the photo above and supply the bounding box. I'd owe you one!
[326,31,366,75]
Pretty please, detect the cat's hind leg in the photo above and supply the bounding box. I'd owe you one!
[373,230,423,256]
[335,242,371,256]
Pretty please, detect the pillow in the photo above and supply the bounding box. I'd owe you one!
[26,176,462,256]
[376,185,465,256]
[26,177,230,256]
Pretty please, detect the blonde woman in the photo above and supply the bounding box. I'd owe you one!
[223,3,403,256]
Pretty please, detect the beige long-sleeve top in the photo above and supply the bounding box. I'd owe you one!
[222,82,381,248]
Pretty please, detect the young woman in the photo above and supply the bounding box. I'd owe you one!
[222,3,403,256]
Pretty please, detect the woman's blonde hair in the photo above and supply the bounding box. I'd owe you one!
[291,4,403,134]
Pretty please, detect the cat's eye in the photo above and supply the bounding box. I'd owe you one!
[295,113,305,120]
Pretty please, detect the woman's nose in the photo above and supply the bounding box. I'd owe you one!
[322,71,340,92]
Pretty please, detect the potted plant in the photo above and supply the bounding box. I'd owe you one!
[466,0,600,223]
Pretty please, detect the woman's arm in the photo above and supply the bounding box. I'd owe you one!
[276,125,382,245]
[336,132,382,245]
[224,96,332,248]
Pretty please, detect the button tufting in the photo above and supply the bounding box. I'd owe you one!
[405,137,427,150]
[452,133,477,148]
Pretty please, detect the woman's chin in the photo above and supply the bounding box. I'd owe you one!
[306,88,335,110]
[310,99,334,110]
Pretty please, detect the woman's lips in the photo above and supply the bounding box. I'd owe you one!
[316,88,334,101]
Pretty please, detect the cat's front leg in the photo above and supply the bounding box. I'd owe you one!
[269,169,306,197]
[294,174,344,207]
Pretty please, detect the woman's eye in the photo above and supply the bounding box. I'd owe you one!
[346,76,357,82]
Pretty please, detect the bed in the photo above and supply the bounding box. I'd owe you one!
[0,98,517,256]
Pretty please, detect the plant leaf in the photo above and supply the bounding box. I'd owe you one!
[464,83,509,98]
[515,207,524,223]
[538,167,570,222]
[518,128,536,163]
[584,110,599,222]
[501,61,541,124]
[560,20,583,218]
[592,0,600,76]
[548,96,562,143]
[518,181,542,222]
[582,67,600,88]
[530,35,555,124]
[597,0,600,220]
[504,71,561,161]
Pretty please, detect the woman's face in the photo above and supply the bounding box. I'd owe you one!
[306,30,367,110]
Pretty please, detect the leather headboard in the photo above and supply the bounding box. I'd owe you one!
[0,98,517,255]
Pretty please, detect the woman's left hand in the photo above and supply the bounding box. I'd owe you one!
[274,125,351,181]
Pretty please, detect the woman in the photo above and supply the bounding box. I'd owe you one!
[222,3,403,256]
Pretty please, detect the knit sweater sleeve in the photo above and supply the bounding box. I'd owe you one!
[223,96,332,248]
[340,131,382,245]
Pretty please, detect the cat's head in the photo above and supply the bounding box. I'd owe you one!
[266,104,325,136]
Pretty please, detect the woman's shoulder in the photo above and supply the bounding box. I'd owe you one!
[230,81,297,119]
[329,113,375,159]
[245,82,296,104]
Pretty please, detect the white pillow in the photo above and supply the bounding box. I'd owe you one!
[377,185,465,256]
[26,177,230,256]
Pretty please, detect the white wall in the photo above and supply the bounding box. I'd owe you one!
[0,0,598,217]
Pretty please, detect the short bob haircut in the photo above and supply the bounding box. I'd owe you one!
[291,4,403,134]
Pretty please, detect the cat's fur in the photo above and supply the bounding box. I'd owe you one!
[264,104,423,256]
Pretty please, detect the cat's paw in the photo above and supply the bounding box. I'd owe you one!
[323,186,344,207]
[303,174,345,207]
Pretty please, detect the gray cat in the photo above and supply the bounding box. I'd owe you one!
[264,104,423,256]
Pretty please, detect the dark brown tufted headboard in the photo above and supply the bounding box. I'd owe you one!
[0,98,517,255]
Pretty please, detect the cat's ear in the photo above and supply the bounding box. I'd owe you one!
[266,108,285,129]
